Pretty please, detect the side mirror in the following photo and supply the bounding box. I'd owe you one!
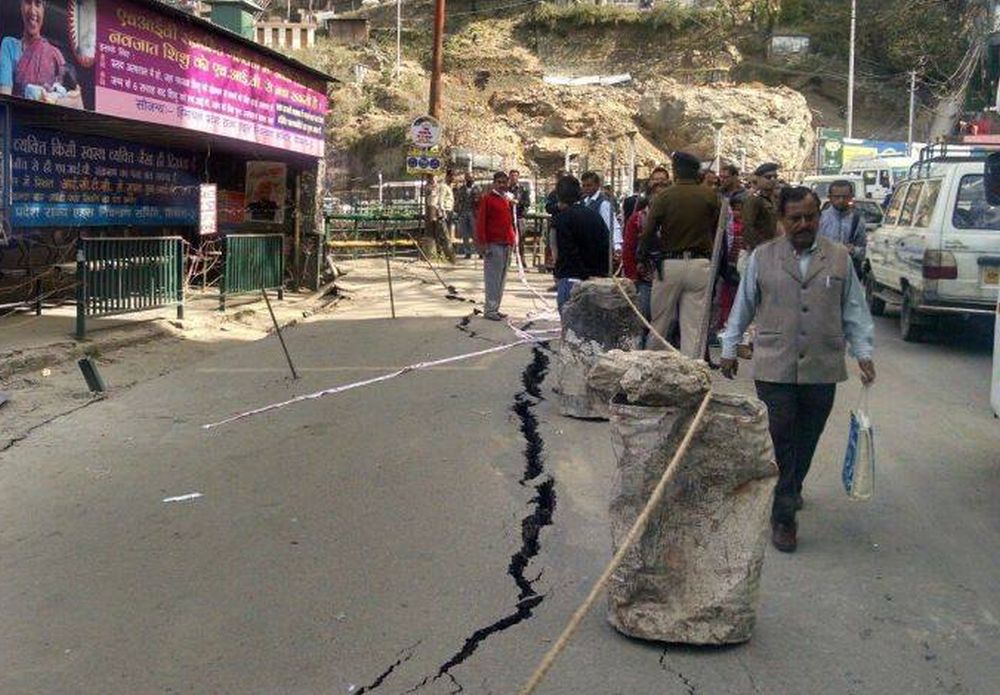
[985,152,1000,205]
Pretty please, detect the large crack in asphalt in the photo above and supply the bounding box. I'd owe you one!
[399,345,555,693]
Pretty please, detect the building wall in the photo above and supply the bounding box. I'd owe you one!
[256,22,317,50]
[322,18,369,45]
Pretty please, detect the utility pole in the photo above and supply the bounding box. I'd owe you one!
[424,0,446,249]
[429,0,446,118]
[846,0,856,138]
[395,0,402,79]
[627,130,637,197]
[908,70,917,156]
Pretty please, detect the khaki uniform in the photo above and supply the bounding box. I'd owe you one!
[741,193,778,251]
[639,181,721,357]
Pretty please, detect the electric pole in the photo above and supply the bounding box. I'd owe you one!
[424,0,446,250]
[908,70,917,156]
[429,0,446,118]
[395,0,402,79]
[847,0,856,138]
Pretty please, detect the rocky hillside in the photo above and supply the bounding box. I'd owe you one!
[288,1,973,192]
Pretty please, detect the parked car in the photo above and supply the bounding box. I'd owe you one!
[865,147,1000,341]
[993,288,1000,418]
[853,197,884,233]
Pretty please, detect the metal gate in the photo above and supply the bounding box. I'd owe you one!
[220,234,284,310]
[75,237,184,339]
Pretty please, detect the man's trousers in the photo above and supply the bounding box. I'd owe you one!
[754,381,837,526]
[483,243,511,315]
[649,258,710,357]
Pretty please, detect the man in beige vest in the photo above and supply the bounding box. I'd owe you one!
[720,186,876,553]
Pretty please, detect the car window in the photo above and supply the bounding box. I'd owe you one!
[863,170,877,187]
[884,184,907,225]
[855,201,883,224]
[879,170,891,188]
[897,182,923,226]
[952,174,1000,230]
[913,180,941,228]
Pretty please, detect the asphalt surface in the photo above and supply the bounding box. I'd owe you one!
[1,274,998,694]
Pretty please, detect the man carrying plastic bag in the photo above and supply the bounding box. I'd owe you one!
[842,386,875,500]
[721,186,876,553]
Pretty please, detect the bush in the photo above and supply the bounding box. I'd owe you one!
[524,1,701,34]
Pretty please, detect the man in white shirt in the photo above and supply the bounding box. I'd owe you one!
[581,171,622,274]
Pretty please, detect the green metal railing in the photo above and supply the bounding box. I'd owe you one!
[220,234,284,310]
[75,237,184,339]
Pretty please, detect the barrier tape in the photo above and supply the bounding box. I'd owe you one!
[202,336,545,430]
[511,223,557,313]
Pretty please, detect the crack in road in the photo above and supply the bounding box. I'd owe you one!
[354,642,420,694]
[404,346,555,692]
[660,649,697,694]
[0,397,102,453]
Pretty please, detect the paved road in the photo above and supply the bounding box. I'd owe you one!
[1,267,998,694]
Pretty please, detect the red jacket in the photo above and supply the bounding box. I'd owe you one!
[622,208,647,282]
[475,189,516,246]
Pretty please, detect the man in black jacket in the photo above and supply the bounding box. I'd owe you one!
[552,175,610,309]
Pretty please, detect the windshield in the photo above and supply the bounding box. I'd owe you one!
[952,175,1000,230]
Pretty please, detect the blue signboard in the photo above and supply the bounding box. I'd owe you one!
[8,124,200,228]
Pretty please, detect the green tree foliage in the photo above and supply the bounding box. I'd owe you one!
[775,0,984,86]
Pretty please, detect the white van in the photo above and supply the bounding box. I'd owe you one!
[866,148,1000,341]
[842,155,916,201]
[993,289,1000,418]
[802,174,866,206]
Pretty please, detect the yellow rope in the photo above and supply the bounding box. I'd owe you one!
[609,274,679,354]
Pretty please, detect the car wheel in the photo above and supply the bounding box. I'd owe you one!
[900,292,922,342]
[865,273,885,317]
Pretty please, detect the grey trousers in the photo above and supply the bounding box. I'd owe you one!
[483,243,511,315]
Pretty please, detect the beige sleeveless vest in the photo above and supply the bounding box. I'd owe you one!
[753,236,851,384]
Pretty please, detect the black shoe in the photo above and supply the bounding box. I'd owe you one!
[483,312,504,321]
[771,522,797,553]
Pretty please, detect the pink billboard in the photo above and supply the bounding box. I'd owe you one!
[0,0,327,157]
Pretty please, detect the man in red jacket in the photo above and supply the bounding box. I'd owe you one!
[475,171,517,320]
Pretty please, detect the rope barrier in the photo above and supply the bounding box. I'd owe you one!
[518,389,713,695]
[609,275,679,355]
[202,336,544,430]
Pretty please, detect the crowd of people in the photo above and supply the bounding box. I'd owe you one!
[429,152,879,553]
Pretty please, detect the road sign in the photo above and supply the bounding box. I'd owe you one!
[406,146,443,176]
[409,116,442,149]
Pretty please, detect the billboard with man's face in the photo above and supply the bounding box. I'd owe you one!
[0,0,327,157]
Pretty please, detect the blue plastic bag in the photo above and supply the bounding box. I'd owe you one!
[842,386,875,500]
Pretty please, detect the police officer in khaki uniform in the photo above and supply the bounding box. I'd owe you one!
[742,162,781,253]
[638,151,721,357]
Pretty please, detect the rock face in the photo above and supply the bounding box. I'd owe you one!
[557,279,644,419]
[595,351,778,644]
[637,79,815,171]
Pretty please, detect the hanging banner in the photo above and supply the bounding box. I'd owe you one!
[0,0,327,157]
[9,123,200,227]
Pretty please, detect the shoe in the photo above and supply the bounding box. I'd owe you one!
[737,344,754,360]
[483,312,503,321]
[794,493,804,511]
[771,522,797,553]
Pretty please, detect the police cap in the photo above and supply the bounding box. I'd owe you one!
[754,162,780,177]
